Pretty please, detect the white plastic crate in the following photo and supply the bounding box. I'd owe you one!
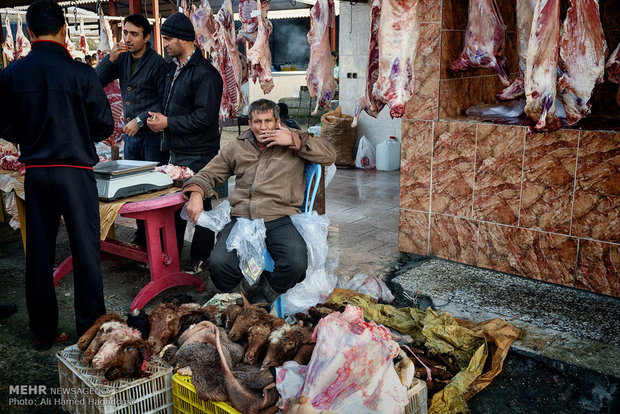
[56,344,173,414]
[405,377,428,414]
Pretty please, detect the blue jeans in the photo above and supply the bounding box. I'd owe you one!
[123,134,169,165]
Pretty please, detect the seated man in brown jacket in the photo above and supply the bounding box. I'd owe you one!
[182,99,336,304]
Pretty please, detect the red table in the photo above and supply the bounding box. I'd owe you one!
[53,192,205,310]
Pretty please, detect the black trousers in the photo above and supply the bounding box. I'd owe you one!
[24,167,106,341]
[209,216,308,293]
[171,151,217,263]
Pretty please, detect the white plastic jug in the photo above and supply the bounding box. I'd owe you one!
[376,137,401,171]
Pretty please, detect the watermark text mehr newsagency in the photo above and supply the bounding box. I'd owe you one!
[9,385,95,395]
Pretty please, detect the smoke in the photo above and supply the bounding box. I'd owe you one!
[270,19,310,69]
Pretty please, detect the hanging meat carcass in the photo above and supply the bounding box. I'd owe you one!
[212,0,245,119]
[14,15,30,59]
[96,14,113,61]
[191,0,217,54]
[97,14,124,147]
[65,28,78,58]
[374,0,420,119]
[3,15,15,62]
[351,0,384,127]
[557,0,607,125]
[237,0,271,47]
[306,0,337,115]
[496,0,536,101]
[524,0,562,132]
[247,0,274,94]
[606,42,620,107]
[450,0,510,86]
[80,17,90,56]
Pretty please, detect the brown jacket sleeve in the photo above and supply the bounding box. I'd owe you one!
[294,131,337,166]
[182,146,234,201]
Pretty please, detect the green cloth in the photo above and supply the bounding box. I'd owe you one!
[130,56,140,74]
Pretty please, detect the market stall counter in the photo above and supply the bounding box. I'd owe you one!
[0,169,205,310]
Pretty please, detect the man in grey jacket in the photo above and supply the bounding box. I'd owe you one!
[96,14,169,165]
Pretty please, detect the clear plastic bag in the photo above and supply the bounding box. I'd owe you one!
[465,99,525,118]
[180,200,231,232]
[339,273,395,303]
[355,135,376,169]
[281,259,339,316]
[225,218,267,286]
[325,163,337,188]
[290,212,330,271]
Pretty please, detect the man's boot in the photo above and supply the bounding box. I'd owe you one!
[259,280,281,307]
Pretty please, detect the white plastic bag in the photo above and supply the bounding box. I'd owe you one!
[180,200,231,232]
[339,273,395,303]
[290,212,330,271]
[355,135,376,169]
[281,259,339,316]
[226,218,267,286]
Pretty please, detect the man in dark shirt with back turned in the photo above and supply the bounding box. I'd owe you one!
[0,0,113,350]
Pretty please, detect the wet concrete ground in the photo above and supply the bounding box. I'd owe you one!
[0,134,619,412]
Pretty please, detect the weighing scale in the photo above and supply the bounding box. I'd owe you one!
[94,160,173,201]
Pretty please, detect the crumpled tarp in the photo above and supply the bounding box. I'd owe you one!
[328,289,522,414]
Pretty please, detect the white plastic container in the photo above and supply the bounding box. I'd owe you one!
[376,136,401,171]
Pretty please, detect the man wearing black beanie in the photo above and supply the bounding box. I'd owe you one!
[147,13,223,275]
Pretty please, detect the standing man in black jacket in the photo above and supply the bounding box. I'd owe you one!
[147,13,223,274]
[96,14,169,165]
[96,14,169,245]
[0,0,113,350]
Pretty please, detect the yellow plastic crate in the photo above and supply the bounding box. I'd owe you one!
[56,344,173,414]
[172,373,427,414]
[172,374,240,414]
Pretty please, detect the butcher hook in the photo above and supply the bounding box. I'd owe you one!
[72,1,78,31]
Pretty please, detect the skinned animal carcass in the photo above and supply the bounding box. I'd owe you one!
[247,0,274,94]
[524,0,562,131]
[3,15,15,62]
[450,0,510,86]
[557,0,607,125]
[306,0,337,115]
[15,15,31,59]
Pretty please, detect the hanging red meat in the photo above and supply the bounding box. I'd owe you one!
[247,0,274,94]
[557,0,607,125]
[450,0,510,86]
[306,0,337,115]
[14,15,30,59]
[496,0,536,101]
[374,0,420,119]
[352,0,384,127]
[3,15,15,62]
[97,15,124,147]
[606,42,620,107]
[80,17,90,56]
[524,0,562,132]
[238,0,271,48]
[190,0,217,54]
[65,26,78,58]
[212,0,245,119]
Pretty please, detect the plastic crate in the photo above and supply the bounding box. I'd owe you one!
[406,377,428,414]
[56,344,173,414]
[172,372,426,414]
[172,374,240,414]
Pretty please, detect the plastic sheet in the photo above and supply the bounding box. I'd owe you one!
[181,200,231,232]
[340,273,395,303]
[465,100,525,118]
[281,259,338,316]
[226,218,267,286]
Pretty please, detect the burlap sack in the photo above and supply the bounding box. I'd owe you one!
[320,106,356,168]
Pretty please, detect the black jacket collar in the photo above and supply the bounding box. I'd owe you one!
[31,40,71,58]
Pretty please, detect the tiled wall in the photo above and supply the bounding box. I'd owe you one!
[398,0,620,298]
